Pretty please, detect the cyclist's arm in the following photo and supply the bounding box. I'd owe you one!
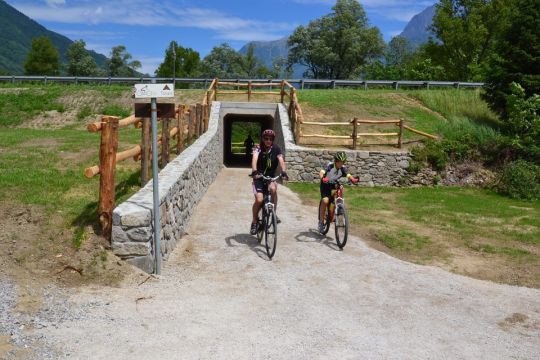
[319,169,326,180]
[277,154,286,172]
[251,150,259,173]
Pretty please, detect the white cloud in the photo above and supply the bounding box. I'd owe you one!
[12,1,293,42]
[135,56,164,76]
[46,0,65,7]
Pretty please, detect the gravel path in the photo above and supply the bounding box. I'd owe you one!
[23,168,540,358]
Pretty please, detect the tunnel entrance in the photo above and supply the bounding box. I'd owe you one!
[223,113,274,167]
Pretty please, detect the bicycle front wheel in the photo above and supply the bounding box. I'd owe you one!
[334,204,348,249]
[265,209,277,259]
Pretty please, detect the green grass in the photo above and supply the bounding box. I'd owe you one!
[0,86,65,126]
[0,128,140,229]
[410,88,500,128]
[287,182,540,274]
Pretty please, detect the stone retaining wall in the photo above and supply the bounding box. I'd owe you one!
[111,102,223,273]
[276,104,411,185]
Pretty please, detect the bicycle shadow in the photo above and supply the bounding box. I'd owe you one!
[295,229,341,251]
[224,233,269,260]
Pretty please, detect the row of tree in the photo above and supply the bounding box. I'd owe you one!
[24,37,141,77]
[23,36,287,80]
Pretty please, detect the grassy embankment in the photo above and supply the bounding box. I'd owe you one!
[290,88,539,288]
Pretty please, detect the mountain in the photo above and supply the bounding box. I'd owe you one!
[0,0,108,75]
[239,37,306,78]
[399,4,436,46]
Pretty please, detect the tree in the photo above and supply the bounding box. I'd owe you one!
[199,43,247,78]
[426,0,513,81]
[287,0,384,79]
[107,45,141,77]
[66,40,98,76]
[155,41,200,78]
[483,0,540,117]
[24,36,60,75]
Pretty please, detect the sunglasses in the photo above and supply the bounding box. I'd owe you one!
[263,137,273,141]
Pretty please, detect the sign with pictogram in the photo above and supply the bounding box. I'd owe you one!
[133,83,175,98]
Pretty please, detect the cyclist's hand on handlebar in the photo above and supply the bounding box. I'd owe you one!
[280,171,289,180]
[322,177,329,183]
[250,170,260,177]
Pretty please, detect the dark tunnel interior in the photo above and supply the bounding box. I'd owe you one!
[223,113,274,167]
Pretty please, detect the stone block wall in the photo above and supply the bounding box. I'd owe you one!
[111,102,223,273]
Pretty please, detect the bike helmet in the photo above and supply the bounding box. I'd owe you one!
[262,129,275,139]
[334,151,347,162]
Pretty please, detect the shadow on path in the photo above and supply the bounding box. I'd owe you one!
[295,230,341,251]
[225,233,269,260]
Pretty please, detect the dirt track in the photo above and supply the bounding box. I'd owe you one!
[36,168,540,359]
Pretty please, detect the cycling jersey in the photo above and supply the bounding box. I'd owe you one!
[321,162,348,182]
[254,144,283,177]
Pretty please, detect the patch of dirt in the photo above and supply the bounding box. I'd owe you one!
[17,137,60,149]
[21,110,80,129]
[498,313,540,332]
[0,202,135,297]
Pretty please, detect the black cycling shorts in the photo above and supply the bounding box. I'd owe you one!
[320,182,334,199]
[253,178,267,194]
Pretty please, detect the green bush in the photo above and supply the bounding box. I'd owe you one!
[100,104,130,118]
[496,160,540,200]
[411,141,448,171]
[76,105,93,120]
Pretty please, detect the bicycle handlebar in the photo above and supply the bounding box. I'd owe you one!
[326,177,359,186]
[249,174,281,182]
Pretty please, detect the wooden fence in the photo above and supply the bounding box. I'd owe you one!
[84,86,213,239]
[300,118,437,149]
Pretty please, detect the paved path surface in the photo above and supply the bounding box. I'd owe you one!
[41,168,540,359]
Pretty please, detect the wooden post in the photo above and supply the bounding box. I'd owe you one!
[187,106,194,145]
[248,81,252,102]
[177,105,185,154]
[214,79,218,100]
[161,117,170,167]
[98,116,119,240]
[352,117,358,149]
[196,103,203,136]
[141,117,151,185]
[398,118,404,149]
[203,104,210,132]
[280,80,285,103]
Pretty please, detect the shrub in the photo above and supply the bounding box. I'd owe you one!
[100,104,130,118]
[496,160,540,200]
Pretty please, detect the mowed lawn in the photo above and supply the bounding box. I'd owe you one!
[288,182,540,288]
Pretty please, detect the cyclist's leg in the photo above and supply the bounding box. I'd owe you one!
[269,181,277,210]
[319,196,330,222]
[251,179,264,234]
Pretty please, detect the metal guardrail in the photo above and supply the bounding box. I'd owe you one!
[0,76,484,89]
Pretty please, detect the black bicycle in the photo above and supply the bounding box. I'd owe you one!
[318,178,357,249]
[250,174,281,259]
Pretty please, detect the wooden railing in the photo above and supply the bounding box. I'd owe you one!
[300,117,437,148]
[84,93,211,239]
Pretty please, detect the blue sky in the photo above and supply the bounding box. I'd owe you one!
[7,0,437,75]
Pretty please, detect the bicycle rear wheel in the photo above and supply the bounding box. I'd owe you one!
[334,204,348,249]
[265,209,277,259]
[318,201,331,235]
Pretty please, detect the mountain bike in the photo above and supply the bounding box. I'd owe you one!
[250,174,281,259]
[318,178,357,249]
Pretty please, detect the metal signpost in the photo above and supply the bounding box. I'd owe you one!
[133,81,175,274]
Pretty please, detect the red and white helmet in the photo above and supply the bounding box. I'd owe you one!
[262,129,275,139]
